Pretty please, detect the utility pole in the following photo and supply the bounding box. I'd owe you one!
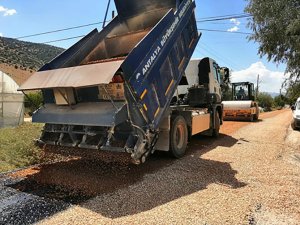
[256,74,260,99]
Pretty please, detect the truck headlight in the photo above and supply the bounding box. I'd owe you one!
[296,115,300,119]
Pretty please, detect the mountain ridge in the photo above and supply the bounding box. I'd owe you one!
[0,37,64,85]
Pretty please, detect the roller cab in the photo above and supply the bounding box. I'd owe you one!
[222,82,259,121]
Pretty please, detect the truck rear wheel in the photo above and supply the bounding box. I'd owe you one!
[212,112,220,137]
[291,120,296,130]
[250,114,254,122]
[170,115,188,158]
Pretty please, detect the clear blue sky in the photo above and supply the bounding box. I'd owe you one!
[0,0,287,92]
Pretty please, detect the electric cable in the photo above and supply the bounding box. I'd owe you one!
[16,13,251,40]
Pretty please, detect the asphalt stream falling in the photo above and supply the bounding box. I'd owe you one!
[0,109,299,225]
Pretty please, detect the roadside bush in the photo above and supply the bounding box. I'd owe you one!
[222,88,232,101]
[257,93,274,111]
[285,82,300,105]
[273,95,286,108]
[24,91,43,115]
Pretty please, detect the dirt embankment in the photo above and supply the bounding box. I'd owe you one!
[0,63,33,85]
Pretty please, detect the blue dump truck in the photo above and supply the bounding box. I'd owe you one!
[20,0,228,164]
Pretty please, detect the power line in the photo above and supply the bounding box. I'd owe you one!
[39,28,252,45]
[197,14,251,23]
[16,22,103,39]
[195,45,239,71]
[196,44,238,71]
[204,21,247,25]
[40,28,252,45]
[199,42,241,70]
[42,35,86,44]
[16,13,251,40]
[198,29,252,35]
[197,13,250,20]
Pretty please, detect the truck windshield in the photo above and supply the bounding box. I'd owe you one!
[297,102,300,110]
[213,63,220,83]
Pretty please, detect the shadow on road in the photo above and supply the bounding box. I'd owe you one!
[254,119,263,123]
[224,118,263,123]
[7,133,246,220]
[191,133,240,149]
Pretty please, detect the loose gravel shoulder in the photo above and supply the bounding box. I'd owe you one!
[0,110,299,225]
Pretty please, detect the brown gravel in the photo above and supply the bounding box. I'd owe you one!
[220,109,289,135]
[27,109,299,225]
[9,167,40,179]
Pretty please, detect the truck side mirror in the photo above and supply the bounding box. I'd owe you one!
[222,67,230,83]
[219,67,230,86]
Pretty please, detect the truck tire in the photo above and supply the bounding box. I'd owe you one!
[212,112,220,137]
[250,114,254,122]
[170,115,188,158]
[291,120,296,130]
[254,106,259,121]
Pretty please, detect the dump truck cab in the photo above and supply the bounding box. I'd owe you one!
[176,58,230,113]
[154,57,227,155]
[177,58,223,100]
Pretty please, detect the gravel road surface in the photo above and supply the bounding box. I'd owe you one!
[0,109,299,225]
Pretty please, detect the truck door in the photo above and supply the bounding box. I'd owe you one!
[212,62,221,97]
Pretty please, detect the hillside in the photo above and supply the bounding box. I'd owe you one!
[0,63,32,86]
[0,37,64,85]
[266,92,280,98]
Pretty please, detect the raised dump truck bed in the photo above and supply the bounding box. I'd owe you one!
[20,0,225,164]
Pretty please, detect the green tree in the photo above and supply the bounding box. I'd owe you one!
[245,0,300,80]
[257,92,274,111]
[273,95,285,108]
[222,87,232,101]
[220,67,232,101]
[285,81,300,105]
[24,92,43,115]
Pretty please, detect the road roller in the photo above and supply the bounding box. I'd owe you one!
[222,82,259,121]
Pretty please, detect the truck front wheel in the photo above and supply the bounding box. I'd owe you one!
[254,105,259,121]
[170,115,188,158]
[291,120,296,130]
[212,112,220,137]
